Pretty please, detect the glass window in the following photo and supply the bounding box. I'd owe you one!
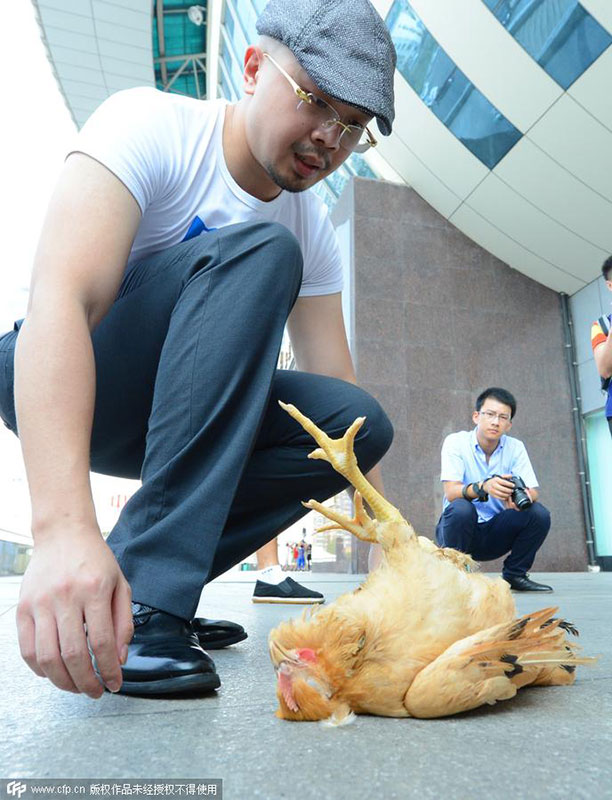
[387,0,522,168]
[585,411,612,558]
[225,2,249,57]
[219,65,238,102]
[232,0,259,41]
[325,169,349,200]
[345,154,377,179]
[313,181,339,211]
[482,0,612,89]
[224,5,235,39]
[220,40,242,98]
[152,6,207,96]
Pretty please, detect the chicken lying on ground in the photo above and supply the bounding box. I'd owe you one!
[269,403,595,723]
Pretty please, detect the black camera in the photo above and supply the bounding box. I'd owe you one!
[508,475,533,510]
[491,474,532,510]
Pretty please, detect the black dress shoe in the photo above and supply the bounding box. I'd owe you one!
[118,603,221,696]
[504,574,553,592]
[191,618,247,650]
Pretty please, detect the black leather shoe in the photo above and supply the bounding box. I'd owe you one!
[504,574,553,592]
[118,603,221,696]
[191,618,247,649]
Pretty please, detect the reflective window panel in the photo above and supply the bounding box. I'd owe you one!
[387,0,522,168]
[220,37,243,98]
[483,0,612,89]
[585,411,612,557]
[224,3,249,56]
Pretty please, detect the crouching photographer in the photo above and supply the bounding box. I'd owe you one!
[435,387,552,592]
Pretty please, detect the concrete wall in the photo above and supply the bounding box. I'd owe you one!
[332,178,588,572]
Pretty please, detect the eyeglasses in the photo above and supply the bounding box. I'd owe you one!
[263,52,377,154]
[479,410,511,423]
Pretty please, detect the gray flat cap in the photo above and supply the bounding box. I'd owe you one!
[256,0,396,135]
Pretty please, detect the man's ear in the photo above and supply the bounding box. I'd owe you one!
[243,46,264,96]
[472,410,479,426]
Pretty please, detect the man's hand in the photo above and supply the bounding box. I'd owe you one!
[16,529,133,698]
[483,474,515,502]
[503,486,536,511]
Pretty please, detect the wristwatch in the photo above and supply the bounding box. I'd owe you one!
[471,481,489,502]
[474,478,489,503]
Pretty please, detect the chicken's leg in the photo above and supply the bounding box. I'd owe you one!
[279,401,405,524]
[307,492,379,543]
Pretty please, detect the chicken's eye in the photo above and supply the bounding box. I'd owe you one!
[297,647,317,663]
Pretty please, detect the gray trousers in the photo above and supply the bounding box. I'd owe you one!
[0,222,393,619]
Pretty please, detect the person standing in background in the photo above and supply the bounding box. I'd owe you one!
[591,256,612,437]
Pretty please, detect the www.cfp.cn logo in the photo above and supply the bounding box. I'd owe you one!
[7,782,27,798]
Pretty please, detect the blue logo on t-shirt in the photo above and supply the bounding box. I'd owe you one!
[182,215,217,242]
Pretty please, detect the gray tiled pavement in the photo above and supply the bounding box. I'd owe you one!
[0,571,610,799]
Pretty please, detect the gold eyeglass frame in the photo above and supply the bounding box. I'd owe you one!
[262,52,377,153]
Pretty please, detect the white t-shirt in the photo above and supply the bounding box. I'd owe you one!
[68,87,343,297]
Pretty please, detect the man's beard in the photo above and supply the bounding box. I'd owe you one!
[263,147,331,194]
[263,160,310,194]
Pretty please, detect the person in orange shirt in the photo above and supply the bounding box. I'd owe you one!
[591,256,612,437]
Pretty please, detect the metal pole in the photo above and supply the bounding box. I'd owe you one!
[156,0,168,87]
[193,58,200,98]
[154,52,207,64]
[560,292,598,566]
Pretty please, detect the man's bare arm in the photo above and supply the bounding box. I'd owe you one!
[288,293,386,569]
[287,294,354,380]
[443,480,475,502]
[15,153,141,697]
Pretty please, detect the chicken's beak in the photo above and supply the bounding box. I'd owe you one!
[269,638,299,669]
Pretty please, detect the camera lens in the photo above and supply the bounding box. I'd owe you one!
[510,476,532,510]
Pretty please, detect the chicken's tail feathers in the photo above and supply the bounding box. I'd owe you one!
[503,606,587,646]
[497,606,559,643]
[456,606,597,682]
[404,607,596,719]
[514,652,596,668]
[468,646,597,690]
